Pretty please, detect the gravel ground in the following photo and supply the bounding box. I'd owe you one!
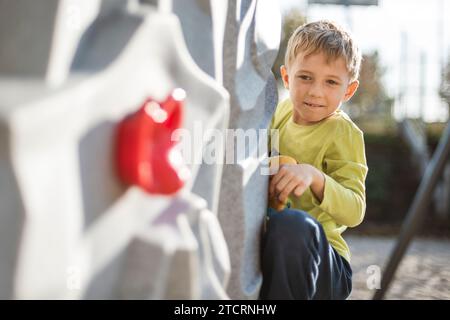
[346,235,450,300]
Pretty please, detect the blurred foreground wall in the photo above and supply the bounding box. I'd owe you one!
[0,0,280,299]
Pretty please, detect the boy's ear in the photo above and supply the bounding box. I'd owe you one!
[280,65,289,89]
[343,80,359,102]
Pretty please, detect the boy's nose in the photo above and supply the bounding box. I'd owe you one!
[307,82,324,98]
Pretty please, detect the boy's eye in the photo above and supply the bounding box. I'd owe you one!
[298,75,311,81]
[327,79,339,85]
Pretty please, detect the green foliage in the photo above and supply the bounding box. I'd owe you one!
[366,154,391,203]
[363,133,418,223]
[346,51,393,120]
[363,132,400,145]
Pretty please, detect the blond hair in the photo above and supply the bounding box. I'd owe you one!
[284,20,362,82]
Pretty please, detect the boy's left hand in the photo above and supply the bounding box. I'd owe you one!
[269,164,325,203]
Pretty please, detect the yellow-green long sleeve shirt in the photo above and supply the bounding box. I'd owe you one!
[270,99,368,262]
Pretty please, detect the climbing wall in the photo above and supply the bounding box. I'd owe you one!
[0,0,280,299]
[217,0,281,299]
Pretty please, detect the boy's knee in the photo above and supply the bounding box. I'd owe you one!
[267,208,321,243]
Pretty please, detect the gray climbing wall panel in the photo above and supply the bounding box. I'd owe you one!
[0,0,280,299]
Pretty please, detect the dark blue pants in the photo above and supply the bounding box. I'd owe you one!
[260,207,352,300]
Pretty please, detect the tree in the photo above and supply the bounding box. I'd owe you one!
[346,51,393,120]
[439,57,450,105]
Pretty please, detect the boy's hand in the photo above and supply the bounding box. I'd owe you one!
[269,164,325,204]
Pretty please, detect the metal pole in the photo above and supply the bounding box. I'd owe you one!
[373,122,450,300]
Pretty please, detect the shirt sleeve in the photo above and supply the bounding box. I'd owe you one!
[311,129,368,227]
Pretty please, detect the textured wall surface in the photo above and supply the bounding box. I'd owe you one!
[0,0,280,299]
[218,0,280,300]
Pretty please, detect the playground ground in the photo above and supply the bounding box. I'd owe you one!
[347,235,450,300]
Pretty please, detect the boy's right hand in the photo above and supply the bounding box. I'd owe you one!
[268,155,297,211]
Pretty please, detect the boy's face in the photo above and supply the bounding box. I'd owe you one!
[281,51,359,126]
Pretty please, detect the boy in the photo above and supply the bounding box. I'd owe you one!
[261,20,368,300]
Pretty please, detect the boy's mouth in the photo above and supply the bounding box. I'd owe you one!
[304,101,324,108]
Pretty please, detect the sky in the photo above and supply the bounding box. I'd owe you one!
[279,0,450,122]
